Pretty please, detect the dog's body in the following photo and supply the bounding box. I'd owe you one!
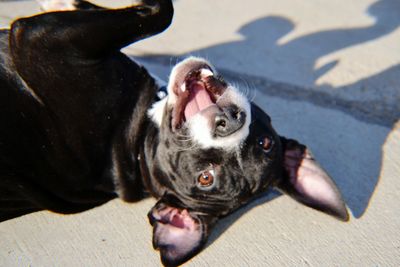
[0,0,349,266]
[0,1,167,218]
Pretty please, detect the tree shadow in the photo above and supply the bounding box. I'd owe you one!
[137,0,400,221]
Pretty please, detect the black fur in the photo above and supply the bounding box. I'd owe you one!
[0,0,173,220]
[0,1,348,266]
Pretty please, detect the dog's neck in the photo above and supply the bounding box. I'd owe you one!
[137,84,170,199]
[105,71,164,202]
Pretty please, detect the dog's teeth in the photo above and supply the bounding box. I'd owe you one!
[200,69,213,77]
[181,83,186,92]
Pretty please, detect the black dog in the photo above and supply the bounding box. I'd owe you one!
[0,0,348,266]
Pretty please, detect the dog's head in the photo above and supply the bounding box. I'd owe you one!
[146,57,348,266]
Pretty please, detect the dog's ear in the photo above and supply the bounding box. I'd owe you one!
[276,137,349,221]
[148,196,216,266]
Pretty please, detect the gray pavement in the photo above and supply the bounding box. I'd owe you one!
[1,0,399,266]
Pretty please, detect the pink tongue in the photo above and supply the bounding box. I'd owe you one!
[184,83,214,120]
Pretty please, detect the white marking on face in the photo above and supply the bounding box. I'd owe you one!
[187,85,251,150]
[148,57,252,150]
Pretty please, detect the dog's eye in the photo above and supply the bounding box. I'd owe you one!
[258,137,274,152]
[198,170,215,187]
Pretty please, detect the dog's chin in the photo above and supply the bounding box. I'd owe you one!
[149,57,251,150]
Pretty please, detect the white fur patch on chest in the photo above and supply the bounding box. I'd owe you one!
[147,73,168,127]
[148,97,168,127]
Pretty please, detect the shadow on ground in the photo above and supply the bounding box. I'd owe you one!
[0,0,398,248]
[136,0,400,228]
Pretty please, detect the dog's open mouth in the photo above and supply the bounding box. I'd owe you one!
[171,66,227,129]
[160,57,251,148]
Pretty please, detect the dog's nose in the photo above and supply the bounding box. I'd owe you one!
[214,106,246,137]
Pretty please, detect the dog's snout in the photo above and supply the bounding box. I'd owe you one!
[214,107,246,137]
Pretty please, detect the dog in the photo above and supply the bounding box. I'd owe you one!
[0,0,349,266]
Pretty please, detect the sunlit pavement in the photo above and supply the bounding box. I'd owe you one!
[1,0,399,266]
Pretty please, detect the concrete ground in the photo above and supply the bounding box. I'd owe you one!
[0,0,399,266]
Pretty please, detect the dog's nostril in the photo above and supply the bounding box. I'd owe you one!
[216,117,227,128]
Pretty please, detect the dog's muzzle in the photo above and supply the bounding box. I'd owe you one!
[214,106,246,137]
[158,57,251,149]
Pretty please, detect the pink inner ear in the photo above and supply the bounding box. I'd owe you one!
[151,206,202,261]
[284,148,341,207]
[154,207,197,230]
